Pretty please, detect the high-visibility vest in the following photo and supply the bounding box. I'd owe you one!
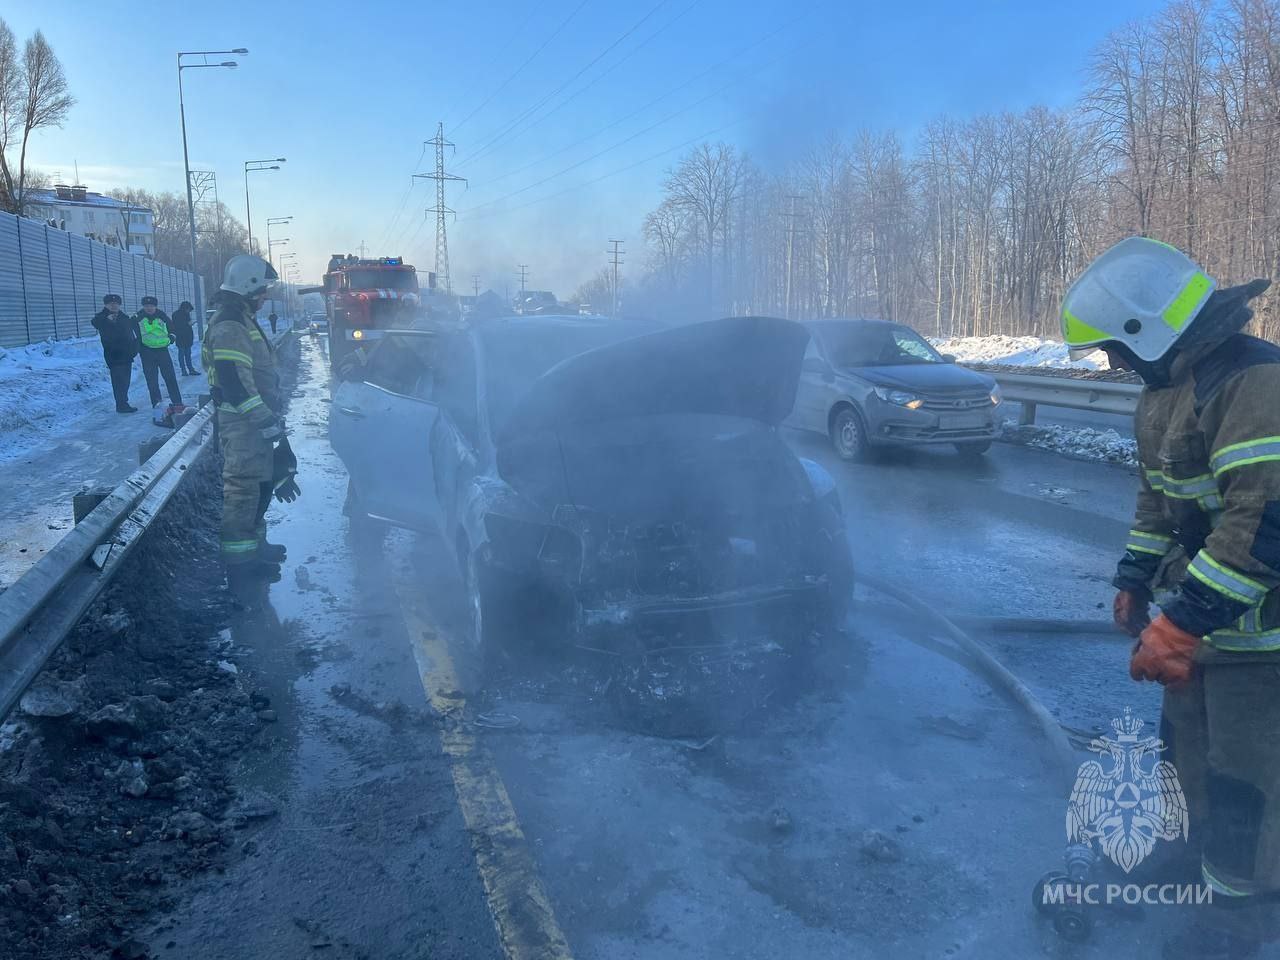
[139,316,169,348]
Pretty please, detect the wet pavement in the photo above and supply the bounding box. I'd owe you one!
[140,335,1253,958]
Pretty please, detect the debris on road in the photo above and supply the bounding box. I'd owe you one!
[999,419,1137,466]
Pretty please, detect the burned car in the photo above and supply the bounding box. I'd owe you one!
[330,315,854,701]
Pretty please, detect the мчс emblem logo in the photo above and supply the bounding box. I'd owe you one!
[1065,708,1189,873]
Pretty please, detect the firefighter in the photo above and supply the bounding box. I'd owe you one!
[1063,236,1280,959]
[203,255,298,595]
[134,295,183,408]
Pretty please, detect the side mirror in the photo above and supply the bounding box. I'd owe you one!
[941,353,958,363]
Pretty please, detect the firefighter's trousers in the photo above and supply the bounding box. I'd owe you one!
[217,414,274,564]
[1163,661,1280,939]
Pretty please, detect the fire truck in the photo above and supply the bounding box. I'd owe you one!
[304,254,425,367]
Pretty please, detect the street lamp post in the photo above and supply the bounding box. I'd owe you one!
[279,253,298,317]
[265,216,292,271]
[178,47,247,337]
[244,159,285,252]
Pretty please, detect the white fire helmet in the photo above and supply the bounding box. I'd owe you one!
[1060,237,1216,362]
[220,254,278,298]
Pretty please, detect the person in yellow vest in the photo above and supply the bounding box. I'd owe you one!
[133,296,183,408]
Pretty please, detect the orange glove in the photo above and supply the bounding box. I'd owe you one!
[1113,590,1151,638]
[1129,614,1200,687]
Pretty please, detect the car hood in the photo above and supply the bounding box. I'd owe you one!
[496,315,809,443]
[840,362,994,392]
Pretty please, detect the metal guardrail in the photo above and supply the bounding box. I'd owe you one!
[0,404,217,721]
[0,325,297,721]
[988,371,1141,424]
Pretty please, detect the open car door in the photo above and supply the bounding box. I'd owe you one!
[329,330,442,534]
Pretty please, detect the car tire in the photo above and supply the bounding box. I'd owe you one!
[829,406,870,462]
[954,440,992,458]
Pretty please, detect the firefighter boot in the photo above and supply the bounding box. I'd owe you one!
[226,560,282,603]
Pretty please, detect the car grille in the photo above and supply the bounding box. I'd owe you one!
[919,393,992,411]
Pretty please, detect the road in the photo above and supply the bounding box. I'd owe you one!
[137,335,1237,959]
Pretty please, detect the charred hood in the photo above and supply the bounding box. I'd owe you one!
[496,316,809,444]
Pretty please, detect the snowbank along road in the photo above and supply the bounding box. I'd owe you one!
[5,332,1255,959]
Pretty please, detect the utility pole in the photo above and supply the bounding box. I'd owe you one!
[415,123,466,295]
[607,239,624,318]
[783,194,805,320]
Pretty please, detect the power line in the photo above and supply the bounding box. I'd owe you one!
[456,0,673,169]
[449,0,591,136]
[458,25,816,218]
[468,5,817,193]
[374,144,428,253]
[460,115,746,223]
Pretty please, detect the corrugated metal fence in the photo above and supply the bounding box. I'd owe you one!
[0,211,203,348]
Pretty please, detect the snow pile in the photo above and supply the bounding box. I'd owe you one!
[932,335,1106,370]
[0,336,114,461]
[999,418,1137,466]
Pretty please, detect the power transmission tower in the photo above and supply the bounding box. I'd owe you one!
[517,264,529,297]
[358,240,368,258]
[607,239,624,318]
[414,122,467,295]
[783,195,805,320]
[473,275,481,298]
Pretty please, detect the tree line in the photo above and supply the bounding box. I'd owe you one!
[629,0,1280,341]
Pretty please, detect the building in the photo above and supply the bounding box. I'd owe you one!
[27,184,154,257]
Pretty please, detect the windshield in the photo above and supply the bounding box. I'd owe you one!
[819,323,945,367]
[344,269,417,291]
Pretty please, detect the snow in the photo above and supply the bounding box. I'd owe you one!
[932,334,1106,370]
[0,336,119,463]
[999,418,1137,466]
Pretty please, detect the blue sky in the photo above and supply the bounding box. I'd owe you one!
[10,0,1168,297]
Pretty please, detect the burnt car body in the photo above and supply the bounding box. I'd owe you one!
[330,315,854,683]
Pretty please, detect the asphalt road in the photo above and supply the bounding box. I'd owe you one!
[146,336,1251,959]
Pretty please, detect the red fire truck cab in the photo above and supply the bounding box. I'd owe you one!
[307,254,422,367]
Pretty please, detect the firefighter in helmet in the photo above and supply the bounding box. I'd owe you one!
[203,254,301,597]
[1063,236,1278,958]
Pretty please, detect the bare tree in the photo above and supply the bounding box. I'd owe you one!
[0,22,73,215]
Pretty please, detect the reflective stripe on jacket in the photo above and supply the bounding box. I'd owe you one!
[202,297,279,424]
[1116,333,1280,652]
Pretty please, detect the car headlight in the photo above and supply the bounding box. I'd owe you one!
[873,386,924,410]
[990,383,1003,406]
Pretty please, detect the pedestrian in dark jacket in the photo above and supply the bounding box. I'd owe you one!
[91,293,138,413]
[133,296,183,407]
[171,301,198,375]
[268,311,279,335]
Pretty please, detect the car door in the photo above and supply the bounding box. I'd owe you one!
[329,331,442,532]
[429,333,482,540]
[791,336,834,433]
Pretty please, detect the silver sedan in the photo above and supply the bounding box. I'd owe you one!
[786,318,1002,460]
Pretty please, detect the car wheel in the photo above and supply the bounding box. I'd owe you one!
[829,406,870,461]
[955,440,992,458]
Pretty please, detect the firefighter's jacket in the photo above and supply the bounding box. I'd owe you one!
[202,296,281,427]
[1117,333,1280,653]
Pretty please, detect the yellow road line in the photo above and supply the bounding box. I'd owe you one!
[395,583,574,960]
